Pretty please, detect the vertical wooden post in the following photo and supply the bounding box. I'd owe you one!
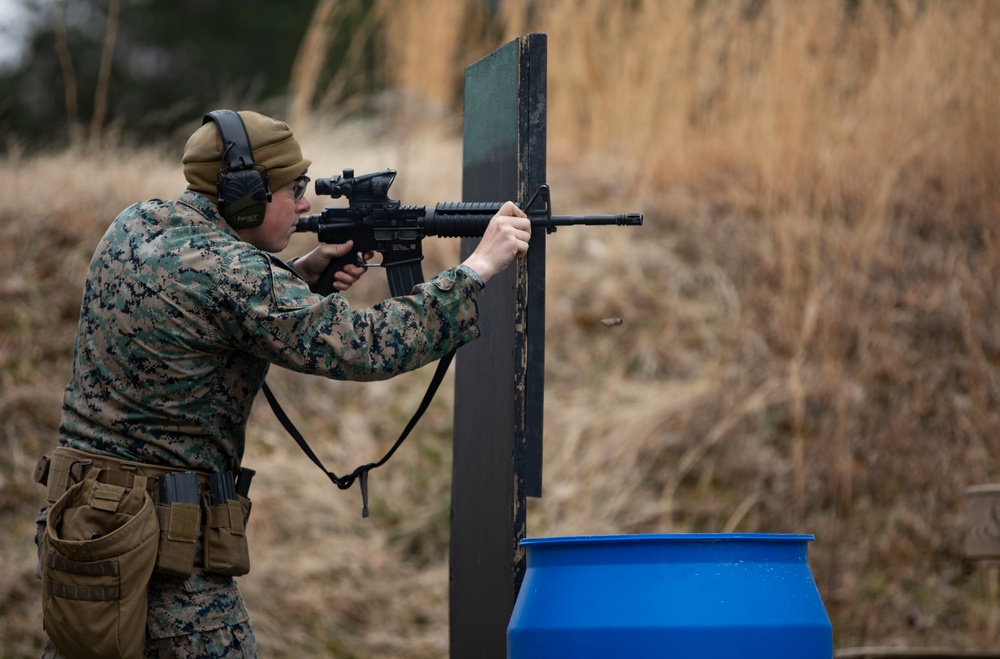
[450,34,547,658]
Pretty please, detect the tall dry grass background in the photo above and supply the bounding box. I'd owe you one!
[2,0,1000,655]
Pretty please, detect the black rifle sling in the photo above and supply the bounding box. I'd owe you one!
[260,348,455,517]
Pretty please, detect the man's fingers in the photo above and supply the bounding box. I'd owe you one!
[323,240,355,258]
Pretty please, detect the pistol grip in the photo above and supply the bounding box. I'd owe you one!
[313,252,359,296]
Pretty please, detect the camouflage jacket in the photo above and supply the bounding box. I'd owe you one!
[58,190,482,473]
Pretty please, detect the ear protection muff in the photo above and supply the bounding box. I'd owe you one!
[203,109,272,229]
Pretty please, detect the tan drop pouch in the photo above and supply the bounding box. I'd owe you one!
[42,468,158,659]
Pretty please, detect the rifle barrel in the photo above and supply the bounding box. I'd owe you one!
[549,214,643,227]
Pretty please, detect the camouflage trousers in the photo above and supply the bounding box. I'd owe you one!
[42,569,257,658]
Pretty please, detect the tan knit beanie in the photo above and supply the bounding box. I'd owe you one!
[182,111,311,203]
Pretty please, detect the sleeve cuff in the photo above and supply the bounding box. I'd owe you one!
[457,264,485,289]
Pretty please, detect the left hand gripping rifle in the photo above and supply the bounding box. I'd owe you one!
[296,168,643,296]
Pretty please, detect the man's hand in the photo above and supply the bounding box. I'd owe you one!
[461,201,531,284]
[292,241,371,292]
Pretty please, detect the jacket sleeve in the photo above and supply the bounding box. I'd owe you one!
[213,250,482,381]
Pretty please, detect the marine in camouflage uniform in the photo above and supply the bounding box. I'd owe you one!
[38,111,530,657]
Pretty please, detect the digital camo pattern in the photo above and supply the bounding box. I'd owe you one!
[143,570,256,658]
[58,189,482,474]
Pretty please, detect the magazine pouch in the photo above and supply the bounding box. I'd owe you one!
[154,502,200,578]
[42,468,158,659]
[203,494,251,576]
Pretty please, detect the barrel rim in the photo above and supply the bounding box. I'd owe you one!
[519,532,815,547]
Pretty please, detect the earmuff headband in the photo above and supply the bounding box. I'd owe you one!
[204,110,255,173]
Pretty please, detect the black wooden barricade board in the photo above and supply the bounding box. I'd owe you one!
[450,34,546,658]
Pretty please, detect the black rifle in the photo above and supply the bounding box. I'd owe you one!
[276,168,642,516]
[295,168,643,297]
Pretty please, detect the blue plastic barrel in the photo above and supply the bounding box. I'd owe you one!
[507,533,832,658]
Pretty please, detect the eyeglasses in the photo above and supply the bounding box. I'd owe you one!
[288,176,310,202]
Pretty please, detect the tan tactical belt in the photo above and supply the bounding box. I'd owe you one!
[34,446,210,505]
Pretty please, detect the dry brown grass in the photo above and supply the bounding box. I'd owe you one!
[3,0,1000,655]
